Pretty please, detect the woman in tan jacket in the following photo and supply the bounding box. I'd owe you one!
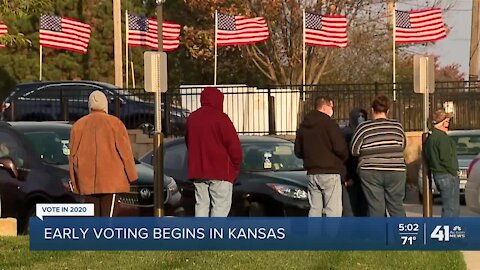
[69,90,138,217]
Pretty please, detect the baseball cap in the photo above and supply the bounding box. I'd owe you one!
[432,109,453,124]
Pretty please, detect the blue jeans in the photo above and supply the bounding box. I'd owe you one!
[307,174,342,217]
[193,180,233,217]
[358,170,406,217]
[433,173,460,217]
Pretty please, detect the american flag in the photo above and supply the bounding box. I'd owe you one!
[39,15,91,53]
[127,13,180,51]
[0,22,7,48]
[304,12,348,48]
[395,8,447,44]
[216,13,269,46]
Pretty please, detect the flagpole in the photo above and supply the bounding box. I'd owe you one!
[392,2,397,101]
[214,10,218,85]
[302,9,306,102]
[131,61,136,88]
[39,45,43,80]
[125,11,129,88]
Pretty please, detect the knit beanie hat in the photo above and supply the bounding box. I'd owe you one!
[88,90,108,113]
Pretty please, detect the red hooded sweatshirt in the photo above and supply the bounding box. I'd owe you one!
[185,87,243,183]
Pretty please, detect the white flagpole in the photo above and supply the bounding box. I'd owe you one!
[39,45,43,80]
[131,61,136,88]
[125,11,129,88]
[393,3,397,101]
[302,9,306,101]
[214,10,218,85]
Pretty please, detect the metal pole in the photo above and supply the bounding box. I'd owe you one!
[154,1,165,217]
[125,10,129,88]
[422,131,433,217]
[421,56,432,217]
[214,10,218,85]
[391,0,397,101]
[39,46,43,80]
[470,0,480,80]
[113,0,123,87]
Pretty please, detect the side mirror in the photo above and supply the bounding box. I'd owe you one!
[0,157,19,178]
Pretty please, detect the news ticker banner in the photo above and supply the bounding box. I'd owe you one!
[30,216,480,251]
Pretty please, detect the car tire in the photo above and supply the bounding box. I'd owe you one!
[248,201,266,217]
[20,206,36,235]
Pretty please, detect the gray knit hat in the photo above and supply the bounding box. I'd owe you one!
[88,90,108,113]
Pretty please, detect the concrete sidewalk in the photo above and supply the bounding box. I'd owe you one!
[462,251,480,270]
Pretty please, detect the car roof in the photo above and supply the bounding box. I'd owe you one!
[165,135,292,146]
[447,130,480,136]
[5,121,72,132]
[16,80,118,89]
[8,81,119,97]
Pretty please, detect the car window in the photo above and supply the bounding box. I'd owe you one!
[0,131,26,168]
[25,85,102,101]
[242,142,303,171]
[25,86,62,99]
[22,130,71,165]
[451,135,480,156]
[164,144,187,170]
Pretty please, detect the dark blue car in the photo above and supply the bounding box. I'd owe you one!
[1,80,189,134]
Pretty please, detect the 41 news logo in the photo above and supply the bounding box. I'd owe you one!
[430,225,466,242]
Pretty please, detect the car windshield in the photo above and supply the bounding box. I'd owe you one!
[450,134,480,156]
[21,128,141,165]
[22,130,71,165]
[242,142,304,172]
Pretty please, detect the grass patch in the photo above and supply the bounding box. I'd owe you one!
[0,237,466,270]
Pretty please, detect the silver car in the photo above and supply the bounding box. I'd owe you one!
[418,130,480,201]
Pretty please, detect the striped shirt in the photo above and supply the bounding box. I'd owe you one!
[350,118,406,171]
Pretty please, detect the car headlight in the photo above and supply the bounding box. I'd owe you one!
[166,175,179,194]
[266,183,308,200]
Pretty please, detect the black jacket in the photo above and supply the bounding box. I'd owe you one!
[342,107,368,182]
[294,110,349,176]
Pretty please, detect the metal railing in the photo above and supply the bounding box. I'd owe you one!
[3,80,480,136]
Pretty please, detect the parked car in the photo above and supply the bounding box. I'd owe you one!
[465,134,480,214]
[0,80,189,134]
[0,121,182,233]
[140,136,309,216]
[418,130,480,201]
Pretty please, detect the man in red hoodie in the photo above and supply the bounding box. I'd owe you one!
[186,87,243,217]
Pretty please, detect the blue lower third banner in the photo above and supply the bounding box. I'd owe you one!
[29,217,480,250]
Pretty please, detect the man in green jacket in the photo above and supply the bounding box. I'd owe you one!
[424,109,459,217]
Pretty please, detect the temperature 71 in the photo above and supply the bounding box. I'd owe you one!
[401,236,417,245]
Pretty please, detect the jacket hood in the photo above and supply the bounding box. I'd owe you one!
[200,87,224,111]
[349,107,368,128]
[301,110,327,128]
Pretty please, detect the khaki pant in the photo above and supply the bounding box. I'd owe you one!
[193,180,233,217]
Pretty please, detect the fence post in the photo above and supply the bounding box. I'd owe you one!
[9,101,15,121]
[164,93,171,137]
[61,97,68,121]
[60,90,68,121]
[114,95,121,117]
[268,88,276,135]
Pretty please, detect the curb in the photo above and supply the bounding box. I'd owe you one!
[462,251,480,270]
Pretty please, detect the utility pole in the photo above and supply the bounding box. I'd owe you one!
[154,0,166,217]
[470,0,480,80]
[113,0,123,87]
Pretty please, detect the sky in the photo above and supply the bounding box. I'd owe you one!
[397,0,472,76]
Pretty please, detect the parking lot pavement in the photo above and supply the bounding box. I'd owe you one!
[402,185,480,217]
[403,203,480,217]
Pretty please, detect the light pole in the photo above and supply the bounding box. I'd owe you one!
[154,0,166,217]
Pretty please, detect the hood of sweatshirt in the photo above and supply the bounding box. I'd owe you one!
[200,87,224,111]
